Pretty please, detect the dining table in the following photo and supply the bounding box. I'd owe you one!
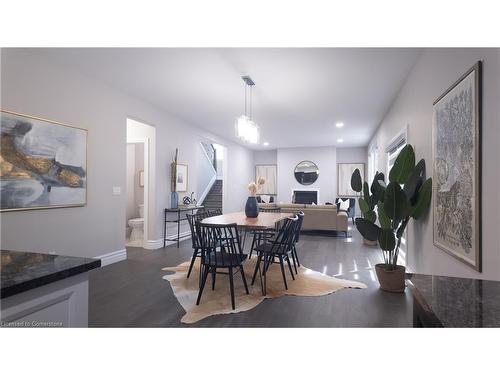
[201,211,293,248]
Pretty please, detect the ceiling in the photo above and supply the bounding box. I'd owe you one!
[37,48,422,150]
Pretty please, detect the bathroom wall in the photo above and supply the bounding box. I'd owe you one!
[134,143,144,213]
[126,144,136,222]
[126,142,144,222]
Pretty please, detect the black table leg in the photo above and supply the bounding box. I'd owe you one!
[177,210,181,248]
[163,209,167,248]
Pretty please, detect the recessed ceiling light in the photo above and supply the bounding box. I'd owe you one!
[336,122,344,128]
[263,142,269,146]
[337,138,344,143]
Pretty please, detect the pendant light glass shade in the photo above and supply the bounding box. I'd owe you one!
[235,75,260,144]
[235,115,259,144]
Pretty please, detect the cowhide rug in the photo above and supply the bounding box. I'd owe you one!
[162,257,366,324]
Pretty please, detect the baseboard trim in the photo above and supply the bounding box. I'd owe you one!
[143,239,163,250]
[96,249,127,267]
[144,231,192,249]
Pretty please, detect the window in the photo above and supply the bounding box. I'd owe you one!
[386,127,408,267]
[368,141,378,181]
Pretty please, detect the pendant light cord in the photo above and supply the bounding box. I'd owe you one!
[244,83,247,117]
[250,85,252,120]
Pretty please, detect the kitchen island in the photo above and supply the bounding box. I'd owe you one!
[1,249,100,327]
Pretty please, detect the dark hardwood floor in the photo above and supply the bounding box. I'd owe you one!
[89,229,413,327]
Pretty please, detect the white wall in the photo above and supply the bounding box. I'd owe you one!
[126,144,137,221]
[254,150,277,165]
[369,48,500,280]
[276,147,337,204]
[134,143,144,210]
[0,48,254,257]
[125,142,144,222]
[336,146,367,215]
[336,147,367,165]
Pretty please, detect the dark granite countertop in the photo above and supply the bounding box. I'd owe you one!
[407,273,500,327]
[1,249,101,299]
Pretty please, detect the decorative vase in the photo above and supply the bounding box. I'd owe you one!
[171,191,178,209]
[375,264,406,292]
[245,196,259,218]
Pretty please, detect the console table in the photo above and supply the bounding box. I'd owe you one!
[407,273,500,327]
[163,205,204,248]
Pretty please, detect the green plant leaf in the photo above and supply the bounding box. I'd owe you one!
[355,218,381,241]
[403,159,425,201]
[411,178,432,219]
[384,181,410,221]
[370,172,385,203]
[364,210,377,223]
[350,168,362,192]
[377,202,391,229]
[389,144,415,184]
[378,228,396,251]
[363,181,370,202]
[397,219,408,239]
[377,180,386,202]
[358,197,369,214]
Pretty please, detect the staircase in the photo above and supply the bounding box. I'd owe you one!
[203,179,223,211]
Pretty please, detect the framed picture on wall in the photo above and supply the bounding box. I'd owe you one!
[255,164,277,195]
[0,109,88,211]
[337,163,365,196]
[175,163,188,192]
[432,61,482,271]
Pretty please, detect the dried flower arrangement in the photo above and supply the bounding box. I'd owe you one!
[247,177,266,196]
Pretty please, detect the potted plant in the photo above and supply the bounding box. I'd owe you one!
[350,144,432,292]
[350,169,385,246]
[245,177,265,218]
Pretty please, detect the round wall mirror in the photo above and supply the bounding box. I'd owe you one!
[294,160,319,185]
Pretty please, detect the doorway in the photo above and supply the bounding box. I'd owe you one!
[126,118,156,249]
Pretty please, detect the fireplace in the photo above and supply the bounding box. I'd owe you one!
[292,190,318,204]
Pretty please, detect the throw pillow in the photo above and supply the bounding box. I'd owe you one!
[339,199,350,211]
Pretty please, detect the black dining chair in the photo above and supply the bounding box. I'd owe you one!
[248,207,282,259]
[250,215,299,296]
[290,211,305,273]
[186,211,210,279]
[186,209,224,279]
[196,222,249,310]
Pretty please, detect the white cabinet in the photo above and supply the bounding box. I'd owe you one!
[1,273,89,328]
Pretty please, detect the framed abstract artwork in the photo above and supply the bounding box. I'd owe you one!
[1,109,88,211]
[255,164,277,195]
[338,163,365,196]
[175,163,188,192]
[432,61,482,271]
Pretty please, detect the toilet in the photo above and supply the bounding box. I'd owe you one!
[128,204,144,241]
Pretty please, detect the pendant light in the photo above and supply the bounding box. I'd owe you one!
[235,75,260,144]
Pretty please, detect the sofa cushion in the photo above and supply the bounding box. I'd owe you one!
[258,203,278,209]
[277,203,306,209]
[304,204,336,210]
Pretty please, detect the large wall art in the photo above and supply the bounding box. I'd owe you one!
[432,61,482,271]
[1,110,87,211]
